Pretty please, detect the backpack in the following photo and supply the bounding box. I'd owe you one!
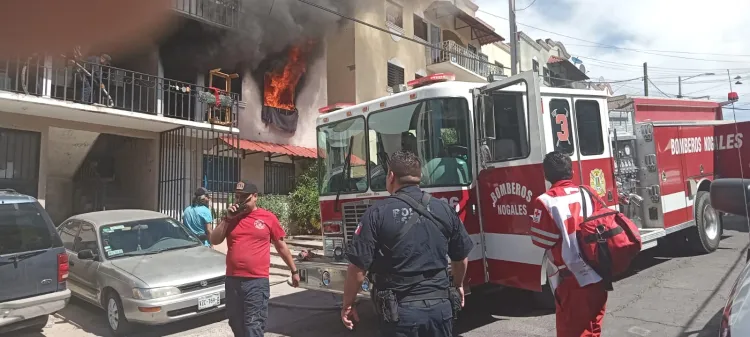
[577,186,642,291]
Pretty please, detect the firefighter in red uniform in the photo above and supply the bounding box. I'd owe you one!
[529,151,608,337]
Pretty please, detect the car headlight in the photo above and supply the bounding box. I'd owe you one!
[132,287,181,300]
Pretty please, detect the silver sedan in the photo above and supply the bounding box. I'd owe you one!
[56,210,226,336]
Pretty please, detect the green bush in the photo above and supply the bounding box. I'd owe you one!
[256,194,292,233]
[289,164,321,235]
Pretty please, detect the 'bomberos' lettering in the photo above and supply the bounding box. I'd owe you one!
[490,182,533,216]
[670,133,743,155]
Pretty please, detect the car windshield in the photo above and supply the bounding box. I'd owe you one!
[100,217,201,259]
[368,98,472,190]
[317,116,368,195]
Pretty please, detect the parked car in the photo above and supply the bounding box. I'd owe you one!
[0,189,71,334]
[57,209,226,336]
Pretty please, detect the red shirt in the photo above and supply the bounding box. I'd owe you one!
[225,208,286,278]
[529,180,604,269]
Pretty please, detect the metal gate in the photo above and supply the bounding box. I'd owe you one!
[0,128,41,197]
[158,127,241,222]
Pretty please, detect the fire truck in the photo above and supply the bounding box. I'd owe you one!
[298,71,741,301]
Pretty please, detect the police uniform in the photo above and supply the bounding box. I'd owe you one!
[529,180,608,337]
[346,185,474,337]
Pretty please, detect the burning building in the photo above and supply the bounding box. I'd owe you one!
[259,41,317,134]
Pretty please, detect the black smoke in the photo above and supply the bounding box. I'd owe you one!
[159,0,355,73]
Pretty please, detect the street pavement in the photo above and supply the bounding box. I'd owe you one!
[10,217,750,337]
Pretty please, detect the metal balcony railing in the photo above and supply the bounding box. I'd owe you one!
[426,40,503,79]
[172,0,240,29]
[0,55,239,127]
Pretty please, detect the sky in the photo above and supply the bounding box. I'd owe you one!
[474,0,750,121]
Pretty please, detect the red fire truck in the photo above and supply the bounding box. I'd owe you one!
[298,71,740,300]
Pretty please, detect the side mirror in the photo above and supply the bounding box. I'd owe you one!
[78,249,96,260]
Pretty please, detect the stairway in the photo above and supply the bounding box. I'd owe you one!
[47,127,100,178]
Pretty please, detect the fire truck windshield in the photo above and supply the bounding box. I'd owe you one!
[317,116,368,195]
[368,97,472,190]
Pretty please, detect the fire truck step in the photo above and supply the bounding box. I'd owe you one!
[285,238,323,250]
[639,228,666,251]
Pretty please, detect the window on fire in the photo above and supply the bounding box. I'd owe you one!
[316,98,472,195]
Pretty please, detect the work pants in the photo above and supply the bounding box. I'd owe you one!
[555,278,607,337]
[379,298,453,337]
[225,276,270,337]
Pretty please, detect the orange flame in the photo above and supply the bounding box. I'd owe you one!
[263,42,314,111]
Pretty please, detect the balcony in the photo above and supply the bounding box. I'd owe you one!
[0,55,240,131]
[172,0,240,30]
[426,40,503,83]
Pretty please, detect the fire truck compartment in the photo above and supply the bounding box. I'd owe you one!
[296,258,371,299]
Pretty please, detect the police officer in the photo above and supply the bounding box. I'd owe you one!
[340,150,474,337]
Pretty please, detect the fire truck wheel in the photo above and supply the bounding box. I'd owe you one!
[688,191,722,254]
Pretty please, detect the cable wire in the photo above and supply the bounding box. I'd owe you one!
[647,78,674,97]
[515,0,537,11]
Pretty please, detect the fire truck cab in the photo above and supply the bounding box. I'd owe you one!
[300,71,727,300]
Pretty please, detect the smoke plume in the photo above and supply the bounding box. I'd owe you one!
[214,0,355,70]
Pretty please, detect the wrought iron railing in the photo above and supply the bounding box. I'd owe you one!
[172,0,240,29]
[0,55,239,127]
[426,40,503,79]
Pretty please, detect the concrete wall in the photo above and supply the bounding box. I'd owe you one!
[482,42,511,74]
[0,111,159,223]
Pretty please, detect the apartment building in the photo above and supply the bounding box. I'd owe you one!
[0,1,269,223]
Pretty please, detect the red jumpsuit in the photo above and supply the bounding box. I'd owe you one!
[529,180,608,337]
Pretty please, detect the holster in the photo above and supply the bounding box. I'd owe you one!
[375,289,399,323]
[448,287,462,320]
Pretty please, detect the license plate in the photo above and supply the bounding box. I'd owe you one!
[197,293,220,310]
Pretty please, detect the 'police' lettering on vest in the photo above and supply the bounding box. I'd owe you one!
[490,182,533,216]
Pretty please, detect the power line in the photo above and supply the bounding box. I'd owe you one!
[647,78,674,97]
[563,42,750,58]
[476,9,750,63]
[515,0,537,11]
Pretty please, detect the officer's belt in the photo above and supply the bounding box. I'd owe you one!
[398,288,451,302]
[373,269,446,285]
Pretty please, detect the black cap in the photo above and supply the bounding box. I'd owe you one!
[194,187,210,197]
[234,180,258,194]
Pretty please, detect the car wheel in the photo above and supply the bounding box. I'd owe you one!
[106,292,132,336]
[688,191,722,254]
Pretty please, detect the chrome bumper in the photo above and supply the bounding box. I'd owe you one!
[0,289,71,329]
[297,259,371,299]
[121,285,225,325]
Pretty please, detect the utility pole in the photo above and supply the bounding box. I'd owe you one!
[509,0,518,75]
[678,76,682,98]
[643,62,649,96]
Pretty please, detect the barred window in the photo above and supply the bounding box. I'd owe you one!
[386,1,403,28]
[264,162,296,195]
[202,155,240,192]
[387,63,405,88]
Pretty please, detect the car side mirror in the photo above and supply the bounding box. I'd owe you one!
[78,249,96,260]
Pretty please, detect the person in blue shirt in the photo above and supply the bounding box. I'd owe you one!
[183,187,214,247]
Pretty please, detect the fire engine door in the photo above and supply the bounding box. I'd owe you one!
[472,71,549,290]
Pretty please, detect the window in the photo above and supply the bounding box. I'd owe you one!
[487,93,530,161]
[549,99,574,154]
[0,202,58,255]
[317,117,368,195]
[543,67,551,86]
[413,14,427,41]
[75,223,99,256]
[101,218,200,260]
[575,100,605,156]
[386,1,403,29]
[368,98,472,190]
[532,59,540,73]
[264,162,296,195]
[202,155,240,193]
[59,220,81,251]
[387,63,405,88]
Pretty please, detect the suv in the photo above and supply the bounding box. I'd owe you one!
[0,189,71,334]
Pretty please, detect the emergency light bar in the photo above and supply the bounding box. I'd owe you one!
[407,73,456,89]
[318,103,354,114]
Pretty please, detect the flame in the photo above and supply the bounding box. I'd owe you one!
[264,42,314,111]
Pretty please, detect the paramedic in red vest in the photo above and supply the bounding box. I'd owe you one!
[529,151,608,337]
[208,180,300,337]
